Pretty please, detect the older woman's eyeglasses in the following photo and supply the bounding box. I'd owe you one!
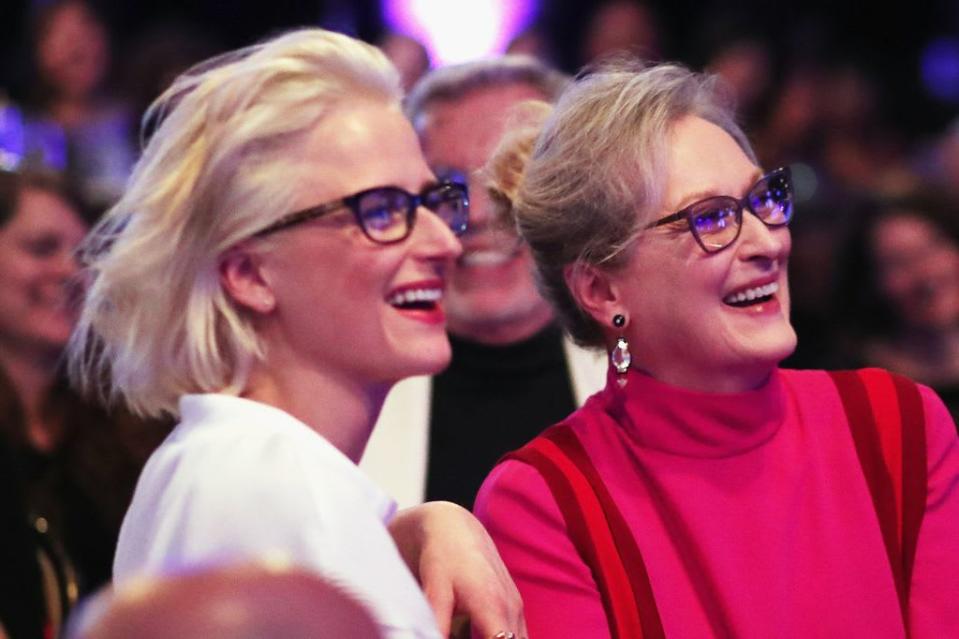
[253,181,469,244]
[646,167,794,253]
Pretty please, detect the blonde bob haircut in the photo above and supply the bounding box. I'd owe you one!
[486,60,755,348]
[68,28,402,418]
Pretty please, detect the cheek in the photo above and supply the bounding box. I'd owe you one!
[281,250,397,333]
[624,260,685,340]
[0,259,33,299]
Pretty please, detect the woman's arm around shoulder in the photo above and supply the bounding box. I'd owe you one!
[388,501,526,639]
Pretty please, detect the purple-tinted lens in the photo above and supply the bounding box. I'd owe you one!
[424,182,469,236]
[358,188,410,239]
[749,170,793,225]
[691,198,741,250]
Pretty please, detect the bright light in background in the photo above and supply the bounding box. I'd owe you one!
[383,0,538,66]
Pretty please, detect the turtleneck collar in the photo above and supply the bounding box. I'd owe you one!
[601,366,787,458]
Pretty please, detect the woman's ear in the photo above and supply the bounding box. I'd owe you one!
[564,261,624,328]
[219,245,276,314]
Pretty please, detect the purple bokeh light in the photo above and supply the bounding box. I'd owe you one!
[921,37,959,103]
[383,0,538,66]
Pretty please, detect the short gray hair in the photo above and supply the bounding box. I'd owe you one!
[487,60,755,347]
[68,28,401,418]
[405,55,569,128]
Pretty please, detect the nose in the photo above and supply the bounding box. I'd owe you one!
[413,205,463,263]
[737,210,791,263]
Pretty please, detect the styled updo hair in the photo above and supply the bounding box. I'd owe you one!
[486,60,755,347]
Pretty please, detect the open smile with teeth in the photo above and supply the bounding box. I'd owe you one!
[460,249,517,268]
[724,282,779,307]
[459,235,524,268]
[388,287,442,310]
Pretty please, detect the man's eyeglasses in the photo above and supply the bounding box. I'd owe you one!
[253,181,470,244]
[646,167,794,253]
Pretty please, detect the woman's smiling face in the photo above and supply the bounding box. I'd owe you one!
[0,186,87,358]
[611,115,796,392]
[247,100,463,387]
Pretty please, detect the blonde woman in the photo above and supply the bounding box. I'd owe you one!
[68,29,523,639]
[476,62,959,637]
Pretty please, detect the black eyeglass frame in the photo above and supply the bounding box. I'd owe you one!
[252,181,469,244]
[645,167,794,254]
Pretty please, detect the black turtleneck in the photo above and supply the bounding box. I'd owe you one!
[425,323,577,508]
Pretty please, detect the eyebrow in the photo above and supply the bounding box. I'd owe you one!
[668,168,765,212]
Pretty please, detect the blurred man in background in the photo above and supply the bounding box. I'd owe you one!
[361,56,605,509]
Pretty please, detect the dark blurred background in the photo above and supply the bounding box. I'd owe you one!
[2,0,959,408]
[2,0,957,136]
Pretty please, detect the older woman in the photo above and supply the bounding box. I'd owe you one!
[68,29,522,639]
[475,62,959,637]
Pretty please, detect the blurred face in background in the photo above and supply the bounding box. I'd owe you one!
[379,33,431,93]
[418,83,554,344]
[36,0,109,101]
[871,212,959,332]
[0,186,87,358]
[582,0,661,63]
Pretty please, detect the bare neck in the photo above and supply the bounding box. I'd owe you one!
[241,361,389,464]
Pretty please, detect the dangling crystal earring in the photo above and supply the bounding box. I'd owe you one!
[611,314,631,387]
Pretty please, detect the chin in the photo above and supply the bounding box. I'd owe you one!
[390,340,452,380]
[757,327,798,368]
[446,297,509,328]
[723,324,797,377]
[451,294,546,332]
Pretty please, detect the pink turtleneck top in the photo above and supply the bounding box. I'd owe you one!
[474,368,959,638]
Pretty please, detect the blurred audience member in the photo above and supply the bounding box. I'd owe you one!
[581,0,663,65]
[378,32,430,93]
[362,56,605,509]
[68,563,384,639]
[23,0,136,210]
[754,64,825,170]
[0,170,166,639]
[756,57,914,198]
[817,62,914,195]
[506,26,558,69]
[121,22,221,144]
[836,190,959,422]
[697,18,774,135]
[935,118,959,199]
